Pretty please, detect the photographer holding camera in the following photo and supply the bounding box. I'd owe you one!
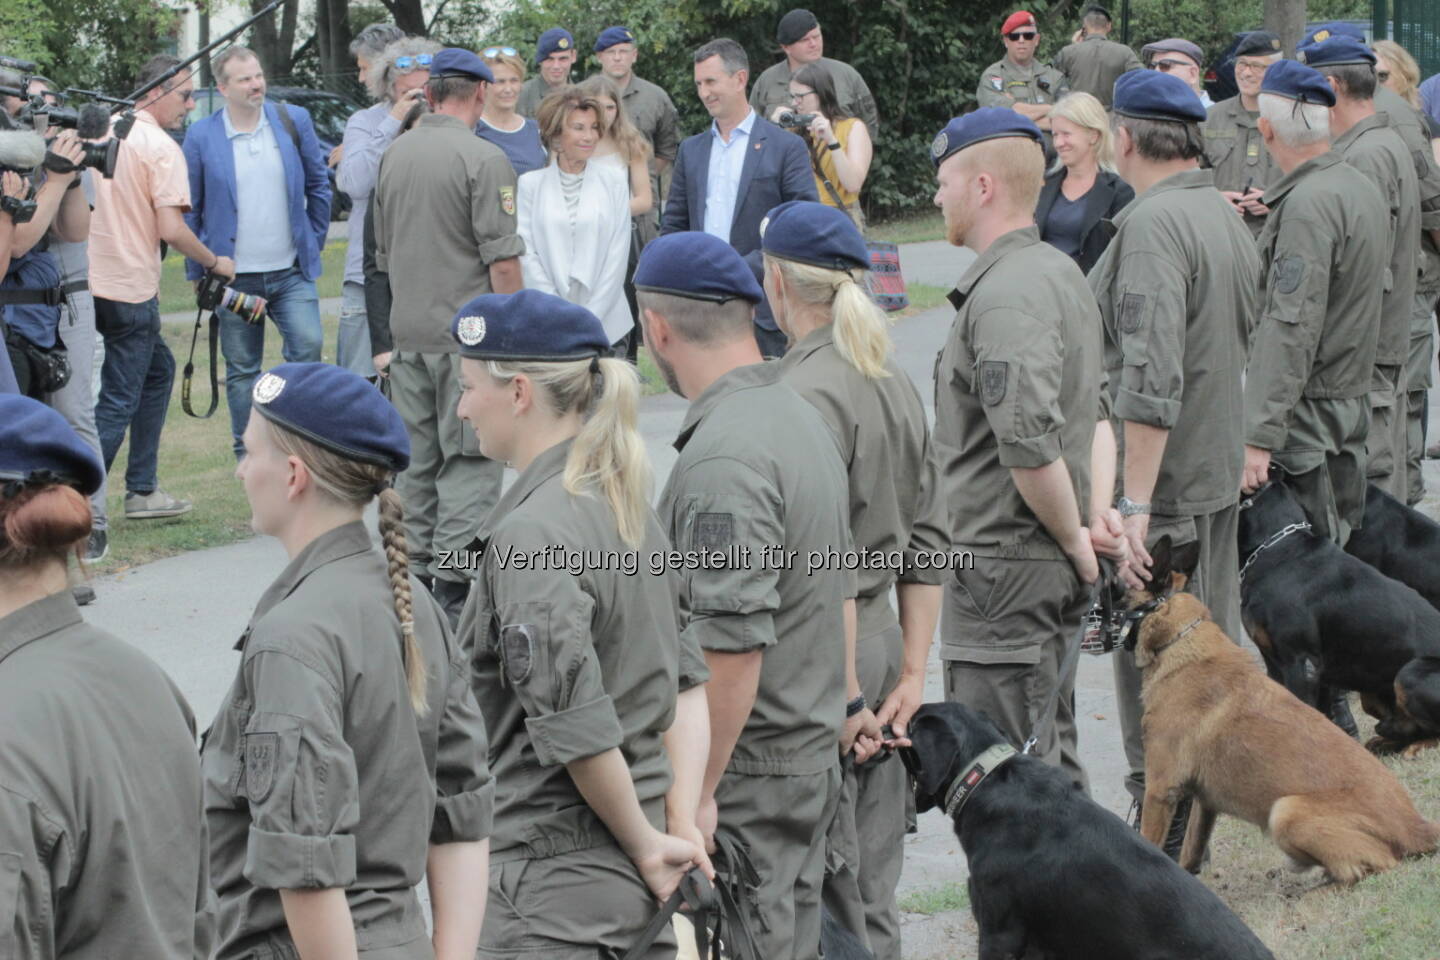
[91,55,234,522]
[785,63,872,229]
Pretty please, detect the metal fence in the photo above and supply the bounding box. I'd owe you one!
[1377,0,1440,78]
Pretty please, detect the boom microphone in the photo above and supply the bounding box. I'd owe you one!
[0,55,39,73]
[77,103,111,139]
[0,129,46,172]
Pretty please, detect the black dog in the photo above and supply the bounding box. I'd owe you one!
[1345,482,1440,612]
[1238,481,1440,754]
[903,701,1274,960]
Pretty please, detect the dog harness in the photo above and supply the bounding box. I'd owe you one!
[1238,521,1312,589]
[942,742,1018,818]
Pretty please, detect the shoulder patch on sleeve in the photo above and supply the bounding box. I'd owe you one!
[499,185,516,216]
[244,732,279,804]
[501,623,534,685]
[694,513,734,550]
[1273,255,1305,296]
[990,76,1004,92]
[1119,291,1146,335]
[980,360,1008,406]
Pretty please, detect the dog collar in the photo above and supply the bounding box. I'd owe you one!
[1238,521,1311,588]
[942,742,1017,819]
[1147,615,1206,657]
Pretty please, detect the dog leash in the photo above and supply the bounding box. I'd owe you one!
[621,867,715,960]
[1237,521,1311,590]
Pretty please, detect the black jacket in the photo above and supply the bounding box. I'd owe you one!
[1035,168,1134,275]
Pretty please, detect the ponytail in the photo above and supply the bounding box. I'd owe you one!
[768,255,894,380]
[487,356,652,548]
[265,419,430,715]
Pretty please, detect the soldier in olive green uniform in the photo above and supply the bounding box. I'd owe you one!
[1052,5,1142,109]
[930,109,1105,790]
[0,396,210,960]
[1088,70,1259,814]
[638,232,857,960]
[206,363,493,960]
[451,290,708,958]
[765,201,948,960]
[372,49,524,621]
[1301,37,1420,503]
[750,9,879,133]
[1202,31,1284,237]
[517,27,577,118]
[1242,61,1388,547]
[976,12,1068,132]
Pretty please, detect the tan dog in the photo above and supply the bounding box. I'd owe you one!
[1132,540,1439,884]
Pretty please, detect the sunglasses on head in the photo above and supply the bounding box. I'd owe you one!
[1151,58,1189,72]
[482,46,519,58]
[1006,30,1038,41]
[394,54,434,73]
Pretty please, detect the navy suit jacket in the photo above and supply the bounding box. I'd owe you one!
[662,114,818,327]
[182,101,331,282]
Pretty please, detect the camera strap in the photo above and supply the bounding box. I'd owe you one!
[181,307,219,418]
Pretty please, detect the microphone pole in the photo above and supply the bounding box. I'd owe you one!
[120,0,285,110]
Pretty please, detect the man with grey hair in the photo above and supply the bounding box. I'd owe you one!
[335,33,436,380]
[662,37,816,358]
[1242,61,1386,556]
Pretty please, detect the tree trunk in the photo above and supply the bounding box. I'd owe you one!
[381,0,428,36]
[1263,0,1307,60]
[314,0,353,91]
[247,0,298,80]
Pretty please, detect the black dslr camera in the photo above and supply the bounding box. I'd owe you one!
[196,272,268,325]
[777,110,817,131]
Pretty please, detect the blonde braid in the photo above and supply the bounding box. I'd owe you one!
[379,487,428,715]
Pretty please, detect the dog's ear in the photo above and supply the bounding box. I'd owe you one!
[1168,539,1201,593]
[907,711,957,813]
[1148,535,1174,587]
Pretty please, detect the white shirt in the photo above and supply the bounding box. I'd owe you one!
[703,108,756,242]
[224,106,296,274]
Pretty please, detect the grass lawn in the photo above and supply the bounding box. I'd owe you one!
[867,211,945,245]
[898,880,970,916]
[157,241,349,315]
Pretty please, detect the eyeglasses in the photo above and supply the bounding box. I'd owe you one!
[393,54,434,73]
[1378,69,1392,82]
[1234,58,1272,74]
[482,46,518,58]
[1006,31,1038,41]
[1151,59,1190,72]
[788,89,814,101]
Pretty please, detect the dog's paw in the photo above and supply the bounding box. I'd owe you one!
[1365,735,1405,756]
[1400,738,1440,759]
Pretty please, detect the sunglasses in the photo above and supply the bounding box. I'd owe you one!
[1151,58,1190,72]
[482,46,519,58]
[1006,30,1038,41]
[394,54,434,73]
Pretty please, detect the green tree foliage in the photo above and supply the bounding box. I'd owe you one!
[0,0,179,96]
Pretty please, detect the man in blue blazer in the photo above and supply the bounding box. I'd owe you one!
[662,37,818,357]
[183,45,330,457]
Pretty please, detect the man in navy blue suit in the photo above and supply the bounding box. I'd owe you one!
[662,37,818,357]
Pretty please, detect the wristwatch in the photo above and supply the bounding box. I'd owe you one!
[826,140,842,151]
[1117,496,1151,517]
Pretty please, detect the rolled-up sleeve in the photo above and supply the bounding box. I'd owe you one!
[972,307,1066,468]
[471,154,526,264]
[239,650,359,890]
[1112,250,1188,429]
[431,645,493,844]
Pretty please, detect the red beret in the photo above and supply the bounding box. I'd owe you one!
[1001,11,1036,34]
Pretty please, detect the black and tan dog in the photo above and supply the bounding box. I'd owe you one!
[1345,482,1440,612]
[1238,481,1440,755]
[1132,538,1439,883]
[903,701,1275,959]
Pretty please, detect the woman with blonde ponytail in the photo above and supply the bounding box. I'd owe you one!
[203,362,493,960]
[765,201,950,960]
[450,289,711,957]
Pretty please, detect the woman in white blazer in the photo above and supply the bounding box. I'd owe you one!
[518,86,634,353]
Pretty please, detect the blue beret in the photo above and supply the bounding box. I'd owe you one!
[930,107,1042,168]
[1301,21,1364,47]
[451,289,611,361]
[634,232,764,304]
[0,394,104,497]
[1112,69,1206,122]
[536,28,575,63]
[252,363,410,473]
[430,48,495,83]
[761,201,869,271]
[1261,59,1337,107]
[1297,35,1377,68]
[594,26,636,53]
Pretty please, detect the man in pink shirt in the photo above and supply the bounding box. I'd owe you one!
[91,54,234,520]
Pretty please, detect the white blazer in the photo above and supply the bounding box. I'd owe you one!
[516,159,633,345]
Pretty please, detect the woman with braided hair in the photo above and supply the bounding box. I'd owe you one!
[449,289,710,958]
[202,362,493,960]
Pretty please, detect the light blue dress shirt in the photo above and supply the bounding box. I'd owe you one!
[224,106,297,274]
[702,108,757,242]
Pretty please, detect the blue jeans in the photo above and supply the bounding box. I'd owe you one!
[336,280,373,377]
[219,265,322,457]
[94,295,172,496]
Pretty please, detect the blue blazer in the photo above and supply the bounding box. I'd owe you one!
[661,114,818,327]
[182,101,331,282]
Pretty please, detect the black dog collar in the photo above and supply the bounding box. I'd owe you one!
[942,742,1017,818]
